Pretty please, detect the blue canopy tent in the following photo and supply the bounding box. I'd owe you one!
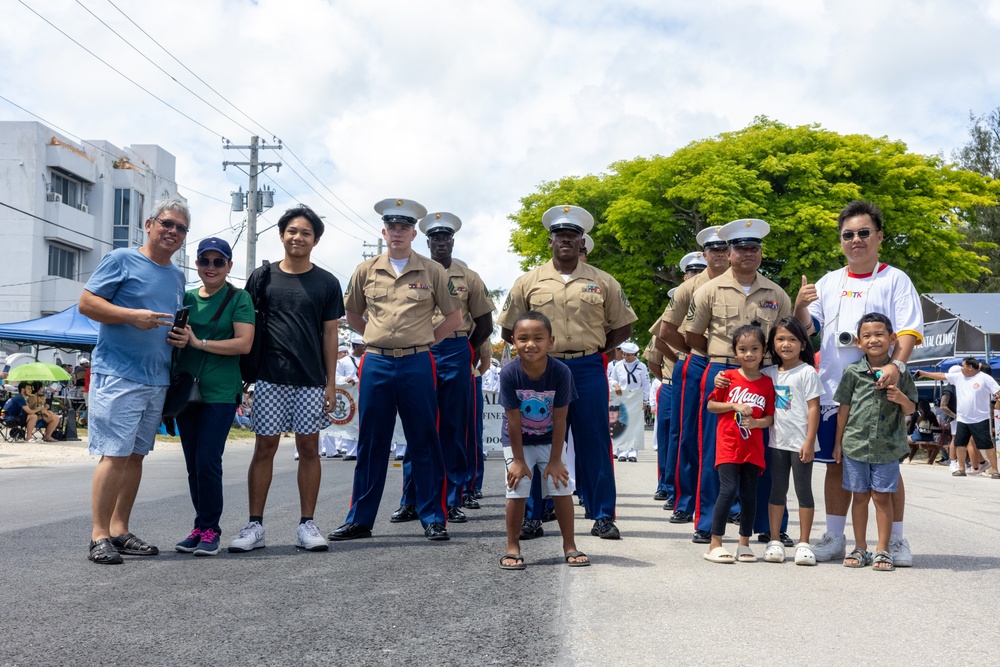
[0,305,100,352]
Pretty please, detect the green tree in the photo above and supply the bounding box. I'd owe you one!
[953,108,1000,292]
[509,117,999,347]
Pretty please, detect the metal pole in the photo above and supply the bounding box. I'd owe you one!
[246,136,259,272]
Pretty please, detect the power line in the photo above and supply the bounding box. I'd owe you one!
[0,200,113,248]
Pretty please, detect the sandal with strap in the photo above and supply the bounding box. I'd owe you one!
[110,532,159,556]
[565,550,591,567]
[89,538,124,565]
[872,549,895,572]
[843,548,872,568]
[500,554,525,570]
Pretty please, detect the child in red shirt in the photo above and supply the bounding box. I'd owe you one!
[703,323,775,563]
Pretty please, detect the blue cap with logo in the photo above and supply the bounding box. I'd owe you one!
[197,237,232,260]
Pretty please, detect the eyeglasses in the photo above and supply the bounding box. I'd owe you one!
[154,217,189,235]
[734,412,751,440]
[840,228,872,241]
[197,257,228,269]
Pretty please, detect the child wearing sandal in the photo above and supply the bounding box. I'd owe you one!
[761,317,822,566]
[833,313,917,572]
[704,323,774,564]
[499,311,588,571]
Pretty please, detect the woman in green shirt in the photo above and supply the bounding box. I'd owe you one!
[172,238,255,556]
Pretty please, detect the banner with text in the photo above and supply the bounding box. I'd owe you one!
[910,319,959,363]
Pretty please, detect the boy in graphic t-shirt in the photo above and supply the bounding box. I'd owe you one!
[499,311,586,570]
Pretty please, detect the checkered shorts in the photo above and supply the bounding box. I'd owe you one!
[250,380,329,436]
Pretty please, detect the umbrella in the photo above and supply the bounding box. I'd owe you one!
[6,362,72,383]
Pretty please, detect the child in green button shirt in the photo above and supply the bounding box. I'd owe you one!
[833,313,917,571]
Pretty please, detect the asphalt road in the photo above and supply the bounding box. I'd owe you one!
[1,435,998,666]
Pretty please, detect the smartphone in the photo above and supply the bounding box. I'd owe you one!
[173,306,191,330]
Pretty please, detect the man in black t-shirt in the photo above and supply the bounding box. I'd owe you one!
[229,206,345,554]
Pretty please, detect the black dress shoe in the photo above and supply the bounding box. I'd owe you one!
[328,523,372,541]
[473,490,484,499]
[540,507,557,523]
[590,517,621,540]
[389,505,418,523]
[343,455,357,461]
[424,522,450,541]
[583,509,593,520]
[520,519,544,540]
[447,506,467,523]
[462,495,481,510]
[668,510,692,524]
[662,498,675,511]
[779,532,794,547]
[691,530,711,544]
[728,512,741,525]
[653,490,669,501]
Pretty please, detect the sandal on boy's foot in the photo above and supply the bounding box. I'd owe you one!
[843,548,873,568]
[564,551,591,567]
[952,470,966,477]
[794,543,817,566]
[763,541,785,563]
[703,546,734,564]
[500,554,525,570]
[991,472,1000,480]
[735,545,757,562]
[109,532,159,556]
[88,538,124,565]
[872,549,895,572]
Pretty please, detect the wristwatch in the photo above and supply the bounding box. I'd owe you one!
[890,359,906,373]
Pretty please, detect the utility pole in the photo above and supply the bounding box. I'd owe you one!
[223,136,282,274]
[361,238,384,260]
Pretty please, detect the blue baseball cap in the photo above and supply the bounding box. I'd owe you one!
[197,237,233,260]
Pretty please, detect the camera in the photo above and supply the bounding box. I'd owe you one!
[836,331,855,347]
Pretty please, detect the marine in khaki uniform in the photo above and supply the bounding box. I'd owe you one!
[684,218,792,543]
[658,232,730,522]
[498,204,636,539]
[647,305,678,502]
[392,212,494,525]
[330,198,463,542]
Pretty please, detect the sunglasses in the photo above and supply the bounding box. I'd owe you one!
[840,228,873,241]
[154,217,189,235]
[197,257,229,269]
[734,412,751,440]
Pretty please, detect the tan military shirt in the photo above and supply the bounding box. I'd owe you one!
[498,260,637,354]
[687,268,792,359]
[431,262,494,335]
[661,270,713,334]
[645,318,677,377]
[344,251,460,348]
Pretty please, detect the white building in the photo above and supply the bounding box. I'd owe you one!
[0,120,188,327]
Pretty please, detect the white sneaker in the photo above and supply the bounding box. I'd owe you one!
[763,541,785,563]
[967,464,980,476]
[295,520,329,551]
[228,521,265,552]
[889,535,913,567]
[949,460,960,472]
[810,531,846,562]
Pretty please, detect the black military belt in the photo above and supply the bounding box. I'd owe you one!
[367,345,430,358]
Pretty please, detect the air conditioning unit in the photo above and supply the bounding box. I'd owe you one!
[79,204,89,214]
[46,192,63,203]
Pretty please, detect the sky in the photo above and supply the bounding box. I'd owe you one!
[3,0,1000,301]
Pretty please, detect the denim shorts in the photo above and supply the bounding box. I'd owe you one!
[88,373,167,457]
[842,455,900,493]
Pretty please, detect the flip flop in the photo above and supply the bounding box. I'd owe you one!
[500,554,525,570]
[736,545,757,562]
[703,546,734,564]
[564,551,591,567]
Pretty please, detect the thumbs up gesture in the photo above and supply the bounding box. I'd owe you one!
[794,274,818,309]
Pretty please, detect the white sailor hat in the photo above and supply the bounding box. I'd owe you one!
[696,225,727,249]
[491,358,500,366]
[338,344,349,353]
[719,218,770,246]
[542,205,594,234]
[679,251,707,273]
[349,335,365,346]
[582,233,594,254]
[418,212,462,236]
[621,342,640,354]
[374,198,427,225]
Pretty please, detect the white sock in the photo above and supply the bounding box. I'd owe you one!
[892,521,904,539]
[826,515,847,537]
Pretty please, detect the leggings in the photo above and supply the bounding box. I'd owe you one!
[768,448,814,508]
[711,463,760,537]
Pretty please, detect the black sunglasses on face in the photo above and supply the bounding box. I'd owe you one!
[841,228,873,241]
[154,217,189,235]
[197,257,228,268]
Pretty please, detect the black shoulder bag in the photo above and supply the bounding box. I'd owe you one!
[239,260,272,386]
[163,285,237,420]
